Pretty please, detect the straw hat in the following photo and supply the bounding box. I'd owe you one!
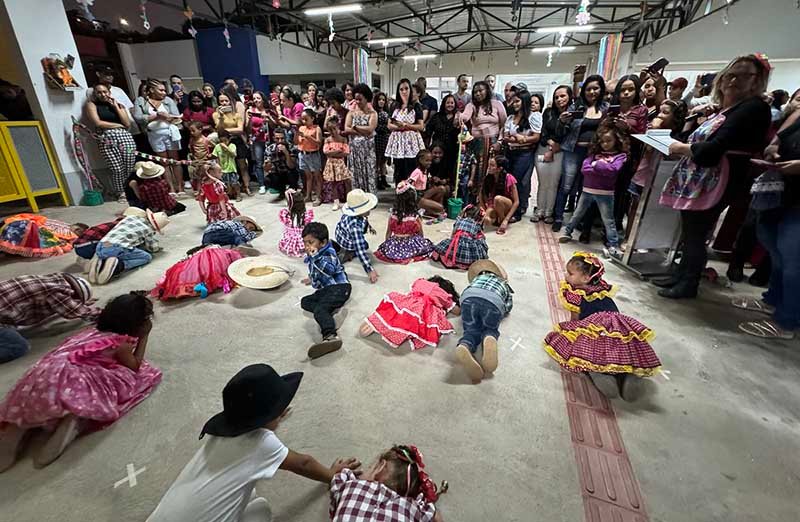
[135,161,166,179]
[342,189,378,216]
[467,259,507,283]
[233,215,263,237]
[146,209,170,234]
[123,206,147,218]
[227,256,292,290]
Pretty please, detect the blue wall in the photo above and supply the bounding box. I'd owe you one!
[196,26,268,92]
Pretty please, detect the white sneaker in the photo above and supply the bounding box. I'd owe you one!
[87,256,101,284]
[603,246,622,259]
[184,181,192,190]
[258,186,266,195]
[116,194,128,205]
[96,257,119,285]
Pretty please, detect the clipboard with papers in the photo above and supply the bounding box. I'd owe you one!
[632,129,677,156]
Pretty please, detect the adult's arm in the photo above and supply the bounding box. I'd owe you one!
[690,98,771,167]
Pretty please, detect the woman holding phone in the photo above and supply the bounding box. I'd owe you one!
[533,85,573,223]
[503,89,542,221]
[215,85,251,195]
[246,91,273,194]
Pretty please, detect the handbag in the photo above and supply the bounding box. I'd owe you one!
[750,169,784,211]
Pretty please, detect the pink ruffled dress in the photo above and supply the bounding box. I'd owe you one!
[278,208,314,257]
[151,246,243,300]
[0,328,162,431]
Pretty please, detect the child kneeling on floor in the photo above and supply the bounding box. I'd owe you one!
[330,444,448,522]
[301,222,351,359]
[456,260,513,382]
[147,364,360,522]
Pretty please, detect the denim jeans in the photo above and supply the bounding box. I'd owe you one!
[508,148,536,218]
[757,208,800,330]
[252,141,266,187]
[301,283,352,337]
[458,297,503,354]
[564,192,619,247]
[553,146,588,223]
[95,243,153,272]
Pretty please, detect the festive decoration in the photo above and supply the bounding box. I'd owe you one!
[184,5,198,38]
[438,55,443,69]
[42,55,81,91]
[576,0,592,26]
[546,51,554,68]
[223,21,232,48]
[328,13,335,41]
[140,0,151,31]
[510,0,523,22]
[76,0,96,21]
[272,0,280,7]
[596,33,623,79]
[353,48,369,84]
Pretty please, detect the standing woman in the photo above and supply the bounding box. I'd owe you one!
[201,83,217,109]
[659,54,772,299]
[342,82,357,111]
[344,83,378,193]
[246,91,271,194]
[86,84,137,202]
[551,75,608,232]
[324,87,348,132]
[277,87,305,138]
[425,94,460,187]
[133,78,184,194]
[373,92,391,189]
[385,79,426,184]
[459,80,508,190]
[306,82,319,108]
[182,90,215,135]
[503,89,542,221]
[218,84,251,195]
[641,70,667,121]
[533,85,572,223]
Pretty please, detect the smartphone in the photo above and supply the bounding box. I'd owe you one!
[172,83,181,93]
[270,92,279,105]
[750,158,780,170]
[647,57,670,74]
[685,113,701,123]
[607,104,621,116]
[700,73,717,87]
[568,110,585,119]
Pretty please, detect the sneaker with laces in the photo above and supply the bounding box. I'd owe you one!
[258,186,266,195]
[603,246,622,259]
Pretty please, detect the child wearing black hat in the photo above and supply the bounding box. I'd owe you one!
[147,364,360,522]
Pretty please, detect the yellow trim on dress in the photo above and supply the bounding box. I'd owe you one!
[554,323,656,344]
[542,343,661,377]
[558,280,618,312]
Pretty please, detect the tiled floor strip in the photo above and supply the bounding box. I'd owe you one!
[534,222,650,522]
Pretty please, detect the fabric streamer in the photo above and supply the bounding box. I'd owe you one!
[352,48,369,84]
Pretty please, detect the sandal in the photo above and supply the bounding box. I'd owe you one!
[731,297,775,315]
[738,319,795,340]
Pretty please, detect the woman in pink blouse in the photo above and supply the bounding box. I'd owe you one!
[458,81,508,186]
[277,87,305,137]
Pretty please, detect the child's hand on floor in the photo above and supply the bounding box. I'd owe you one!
[369,271,379,284]
[301,277,311,285]
[331,457,362,476]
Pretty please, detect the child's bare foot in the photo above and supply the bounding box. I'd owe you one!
[33,414,82,468]
[308,334,342,359]
[481,336,498,373]
[456,345,484,382]
[358,322,374,337]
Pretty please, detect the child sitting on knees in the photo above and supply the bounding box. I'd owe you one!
[301,222,351,359]
[375,182,434,264]
[213,129,241,201]
[335,189,380,284]
[133,161,187,215]
[431,205,489,270]
[147,364,360,521]
[456,260,513,383]
[478,155,519,235]
[330,444,447,522]
[410,149,450,220]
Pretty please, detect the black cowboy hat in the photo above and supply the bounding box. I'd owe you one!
[200,364,303,438]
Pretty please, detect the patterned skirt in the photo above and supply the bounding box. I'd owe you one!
[431,231,489,270]
[0,216,76,258]
[375,234,434,264]
[542,311,661,377]
[365,293,454,350]
[385,130,425,159]
[152,246,242,300]
[348,136,377,193]
[206,201,240,223]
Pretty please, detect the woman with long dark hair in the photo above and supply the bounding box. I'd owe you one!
[503,89,542,221]
[425,94,460,187]
[201,82,217,109]
[459,80,507,191]
[342,81,357,111]
[533,85,573,223]
[385,79,425,183]
[216,84,251,195]
[478,154,519,234]
[374,92,391,189]
[246,91,272,193]
[344,83,378,193]
[182,90,215,134]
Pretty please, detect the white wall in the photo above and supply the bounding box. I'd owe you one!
[257,34,354,76]
[628,0,800,92]
[117,40,202,94]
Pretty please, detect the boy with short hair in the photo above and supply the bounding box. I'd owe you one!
[201,215,263,248]
[213,129,241,201]
[301,222,351,359]
[147,364,360,522]
[334,189,380,284]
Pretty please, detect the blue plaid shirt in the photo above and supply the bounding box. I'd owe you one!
[335,214,373,273]
[462,272,513,314]
[203,220,258,245]
[305,241,349,289]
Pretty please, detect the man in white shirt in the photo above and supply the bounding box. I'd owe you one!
[86,66,138,135]
[146,364,360,522]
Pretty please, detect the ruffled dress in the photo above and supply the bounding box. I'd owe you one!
[0,328,162,431]
[0,213,77,258]
[375,214,434,264]
[198,180,240,223]
[151,245,243,300]
[431,217,488,270]
[365,278,455,350]
[542,281,661,377]
[322,140,352,203]
[279,208,314,257]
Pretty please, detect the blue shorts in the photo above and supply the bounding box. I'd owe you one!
[222,172,240,186]
[299,151,322,172]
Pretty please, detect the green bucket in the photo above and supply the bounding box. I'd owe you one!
[81,189,104,206]
[446,197,463,219]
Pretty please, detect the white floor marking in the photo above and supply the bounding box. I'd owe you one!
[113,463,146,488]
[510,337,525,352]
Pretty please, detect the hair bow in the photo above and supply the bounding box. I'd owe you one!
[285,188,297,207]
[394,445,448,504]
[573,250,605,282]
[753,53,772,72]
[396,180,413,194]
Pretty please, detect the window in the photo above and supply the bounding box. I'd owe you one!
[424,76,472,103]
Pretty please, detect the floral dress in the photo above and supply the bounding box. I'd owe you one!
[348,111,377,193]
[152,245,242,300]
[364,278,456,350]
[385,107,425,160]
[198,180,240,223]
[375,214,434,264]
[278,208,314,257]
[431,217,488,270]
[322,140,352,203]
[0,328,162,431]
[0,213,77,258]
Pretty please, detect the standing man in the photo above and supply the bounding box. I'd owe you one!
[455,74,471,112]
[667,77,688,102]
[485,74,505,102]
[415,77,438,124]
[169,74,187,112]
[503,82,515,108]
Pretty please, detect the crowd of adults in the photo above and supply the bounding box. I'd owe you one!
[82,56,799,340]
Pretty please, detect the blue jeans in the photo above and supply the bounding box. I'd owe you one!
[74,242,98,259]
[508,148,536,218]
[758,208,800,330]
[95,243,152,272]
[458,297,503,354]
[252,141,266,187]
[564,192,619,247]
[553,147,588,223]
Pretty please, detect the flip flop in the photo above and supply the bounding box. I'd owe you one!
[738,319,795,340]
[731,297,775,315]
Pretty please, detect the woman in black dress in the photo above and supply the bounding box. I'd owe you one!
[425,94,460,187]
[374,92,390,189]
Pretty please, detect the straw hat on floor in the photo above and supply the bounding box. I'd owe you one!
[146,209,169,234]
[228,256,293,290]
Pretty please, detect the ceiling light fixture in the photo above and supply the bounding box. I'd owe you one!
[536,24,595,34]
[119,18,129,26]
[303,4,362,16]
[531,46,576,53]
[402,54,437,60]
[368,37,410,45]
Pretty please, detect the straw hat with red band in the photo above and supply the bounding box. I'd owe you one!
[146,209,170,234]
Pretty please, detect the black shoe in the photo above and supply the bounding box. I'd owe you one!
[578,231,591,244]
[551,221,562,233]
[509,215,521,224]
[749,270,770,287]
[658,281,698,299]
[726,264,745,283]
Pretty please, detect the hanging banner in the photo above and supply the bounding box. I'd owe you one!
[596,33,623,80]
[353,48,369,85]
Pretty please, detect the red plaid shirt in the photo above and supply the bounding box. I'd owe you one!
[0,274,100,328]
[137,178,177,212]
[75,219,122,245]
[329,470,437,522]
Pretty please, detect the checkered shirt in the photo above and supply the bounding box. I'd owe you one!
[203,220,258,245]
[335,214,373,273]
[137,178,177,212]
[305,242,349,289]
[468,273,514,314]
[101,216,159,252]
[75,219,122,245]
[329,469,437,522]
[0,274,100,328]
[265,143,298,177]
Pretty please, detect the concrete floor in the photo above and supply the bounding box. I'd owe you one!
[0,194,798,522]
